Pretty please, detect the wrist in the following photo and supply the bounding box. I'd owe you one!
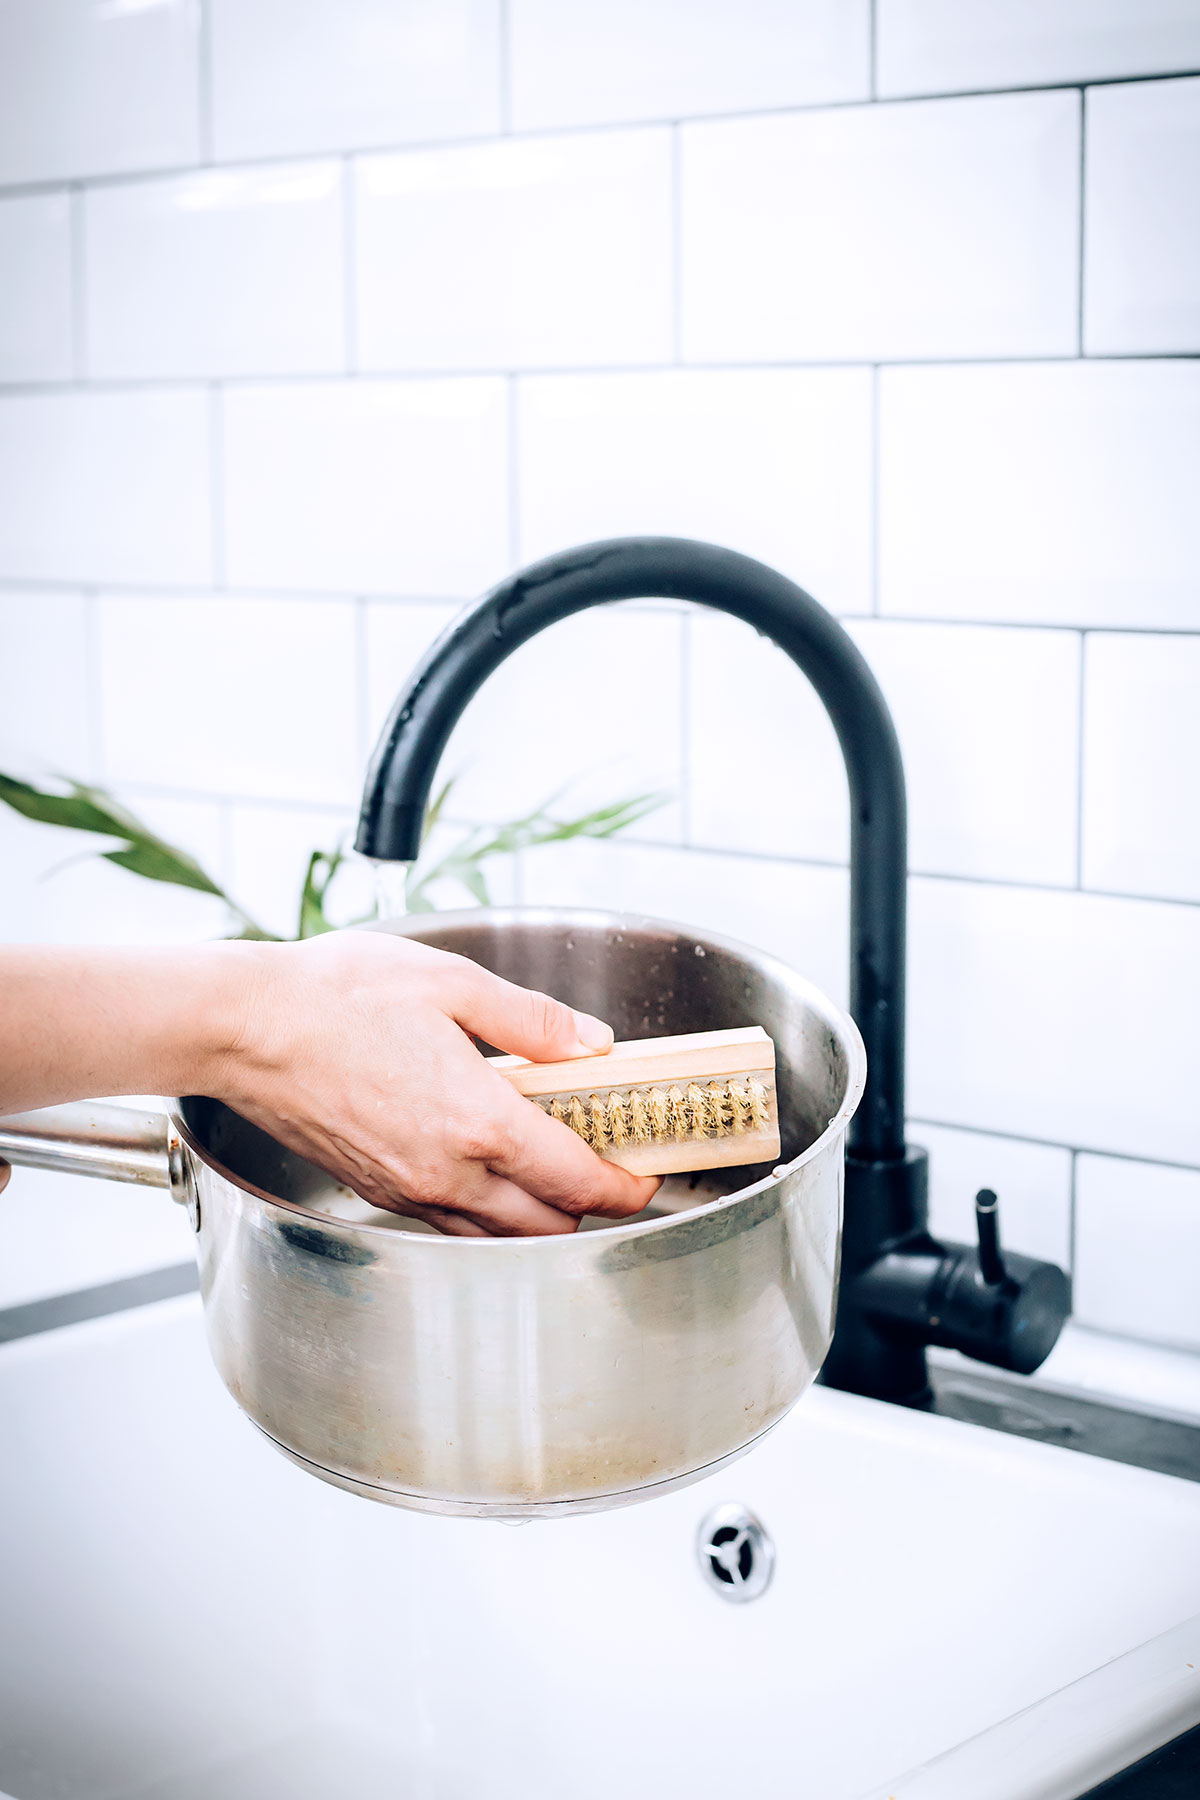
[171,940,277,1099]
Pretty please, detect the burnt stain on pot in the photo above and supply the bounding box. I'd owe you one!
[275,1219,378,1299]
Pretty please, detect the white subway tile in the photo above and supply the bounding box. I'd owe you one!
[368,599,682,838]
[97,593,360,807]
[0,194,72,384]
[848,620,1080,885]
[364,599,460,744]
[0,0,199,184]
[0,389,211,586]
[879,362,1200,630]
[356,130,673,372]
[226,802,360,941]
[1075,1154,1200,1351]
[442,605,684,837]
[521,838,850,1011]
[223,379,509,597]
[0,589,91,777]
[687,615,1080,885]
[1085,77,1200,357]
[910,1121,1072,1268]
[0,794,229,946]
[517,369,874,613]
[909,879,1200,1168]
[510,0,870,130]
[0,1163,195,1310]
[85,163,344,380]
[687,610,848,864]
[211,0,502,161]
[682,92,1079,363]
[878,0,1200,97]
[1082,633,1200,904]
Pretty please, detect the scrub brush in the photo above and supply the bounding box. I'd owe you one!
[489,1026,781,1176]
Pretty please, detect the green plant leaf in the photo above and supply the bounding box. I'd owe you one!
[298,847,345,939]
[103,841,225,895]
[0,772,134,838]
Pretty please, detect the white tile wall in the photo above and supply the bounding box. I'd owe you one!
[0,589,92,777]
[687,610,849,864]
[517,369,874,611]
[0,0,200,184]
[226,802,359,941]
[85,164,345,380]
[879,361,1200,630]
[1,0,1199,1378]
[0,389,212,586]
[355,130,673,372]
[210,0,502,161]
[222,379,509,597]
[878,0,1200,97]
[909,1121,1073,1269]
[1084,76,1200,357]
[96,593,361,808]
[363,599,461,742]
[1075,1155,1200,1351]
[0,193,73,383]
[440,605,685,836]
[848,621,1081,886]
[1082,633,1200,904]
[682,92,1079,363]
[909,879,1200,1168]
[509,0,871,129]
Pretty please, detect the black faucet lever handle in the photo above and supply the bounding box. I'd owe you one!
[974,1188,1007,1287]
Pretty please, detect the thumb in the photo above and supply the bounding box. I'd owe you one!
[0,1160,9,1196]
[453,967,614,1063]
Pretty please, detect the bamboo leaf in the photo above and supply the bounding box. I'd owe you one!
[0,772,133,838]
[103,842,225,895]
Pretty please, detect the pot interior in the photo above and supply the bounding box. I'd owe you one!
[179,910,857,1232]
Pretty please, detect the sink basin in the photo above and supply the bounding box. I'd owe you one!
[2,1296,1199,1800]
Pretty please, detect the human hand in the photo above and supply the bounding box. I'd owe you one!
[215,932,661,1238]
[0,1159,9,1196]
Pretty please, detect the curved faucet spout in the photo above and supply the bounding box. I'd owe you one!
[356,536,907,1165]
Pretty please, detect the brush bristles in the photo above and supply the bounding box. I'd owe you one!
[538,1076,773,1155]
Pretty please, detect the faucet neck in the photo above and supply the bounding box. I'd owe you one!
[356,536,908,1164]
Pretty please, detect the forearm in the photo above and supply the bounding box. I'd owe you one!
[0,943,254,1115]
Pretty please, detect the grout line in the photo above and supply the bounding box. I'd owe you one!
[3,350,1198,401]
[868,0,878,101]
[1076,87,1087,355]
[908,1117,1200,1182]
[208,386,225,587]
[197,0,214,164]
[341,157,357,373]
[869,364,881,614]
[1075,631,1088,886]
[68,185,87,381]
[1068,1149,1079,1278]
[3,575,1200,645]
[506,374,521,568]
[5,66,1200,204]
[498,0,513,134]
[670,124,684,363]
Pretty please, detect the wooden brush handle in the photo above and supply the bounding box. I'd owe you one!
[488,1027,781,1178]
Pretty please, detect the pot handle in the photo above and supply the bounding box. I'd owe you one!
[0,1103,187,1195]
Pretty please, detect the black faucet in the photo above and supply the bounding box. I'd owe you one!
[356,536,1070,1407]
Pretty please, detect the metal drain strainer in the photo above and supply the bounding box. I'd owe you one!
[696,1503,775,1602]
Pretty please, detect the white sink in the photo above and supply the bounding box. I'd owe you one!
[2,1296,1199,1800]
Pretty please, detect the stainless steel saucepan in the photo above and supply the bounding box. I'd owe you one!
[0,910,865,1518]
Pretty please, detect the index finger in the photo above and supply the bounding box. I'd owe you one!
[488,1084,661,1220]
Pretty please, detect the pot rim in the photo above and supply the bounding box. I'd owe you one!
[170,906,867,1250]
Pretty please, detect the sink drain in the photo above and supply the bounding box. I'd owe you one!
[696,1503,775,1603]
